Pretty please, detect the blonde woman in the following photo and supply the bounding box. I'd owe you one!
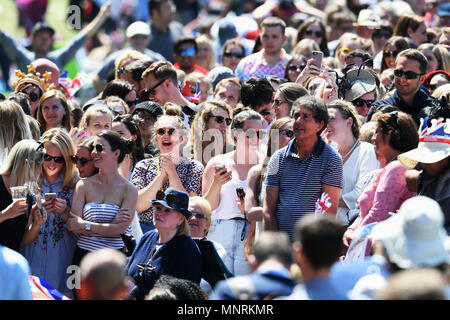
[195,34,217,71]
[131,115,204,234]
[0,140,44,252]
[0,100,33,166]
[37,89,72,134]
[76,104,114,140]
[190,100,234,167]
[21,128,78,297]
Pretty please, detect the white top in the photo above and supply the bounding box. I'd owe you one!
[211,156,247,220]
[337,141,380,225]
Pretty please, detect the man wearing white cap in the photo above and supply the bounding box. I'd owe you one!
[93,21,166,92]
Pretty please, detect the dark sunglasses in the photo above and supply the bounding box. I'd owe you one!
[94,144,107,152]
[155,190,184,207]
[259,110,271,117]
[178,47,196,57]
[223,52,244,59]
[245,129,266,140]
[384,50,398,58]
[352,98,374,108]
[189,212,206,220]
[43,154,65,163]
[28,92,41,102]
[288,64,306,72]
[273,98,287,106]
[394,69,423,79]
[147,79,166,96]
[280,129,294,138]
[305,30,323,38]
[211,115,232,126]
[71,156,93,166]
[126,98,139,108]
[156,127,176,136]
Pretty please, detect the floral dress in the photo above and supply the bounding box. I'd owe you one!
[131,156,204,223]
[21,174,77,298]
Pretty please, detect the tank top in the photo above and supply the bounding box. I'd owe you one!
[211,156,247,220]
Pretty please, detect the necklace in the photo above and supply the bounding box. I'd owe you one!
[341,139,360,164]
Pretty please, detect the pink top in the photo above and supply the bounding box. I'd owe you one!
[348,160,416,236]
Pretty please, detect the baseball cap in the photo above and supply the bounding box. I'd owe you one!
[126,21,151,38]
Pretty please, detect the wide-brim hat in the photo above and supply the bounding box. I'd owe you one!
[151,188,191,219]
[343,68,377,102]
[370,196,450,269]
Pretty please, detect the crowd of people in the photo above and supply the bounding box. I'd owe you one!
[0,0,449,301]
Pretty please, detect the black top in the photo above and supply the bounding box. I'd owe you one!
[0,176,28,252]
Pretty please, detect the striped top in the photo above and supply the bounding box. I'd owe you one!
[265,138,343,240]
[77,202,131,252]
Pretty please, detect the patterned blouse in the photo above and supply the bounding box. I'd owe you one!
[131,156,204,223]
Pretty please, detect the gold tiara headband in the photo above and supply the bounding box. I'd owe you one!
[12,64,54,93]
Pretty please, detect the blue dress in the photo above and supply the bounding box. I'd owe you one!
[21,175,77,298]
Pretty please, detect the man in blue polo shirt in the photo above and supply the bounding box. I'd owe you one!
[263,96,343,241]
[369,49,435,125]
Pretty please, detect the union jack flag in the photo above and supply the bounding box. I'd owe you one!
[181,81,201,104]
[315,192,332,216]
[28,276,71,300]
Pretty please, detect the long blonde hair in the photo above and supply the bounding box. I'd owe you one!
[40,128,77,189]
[0,139,44,187]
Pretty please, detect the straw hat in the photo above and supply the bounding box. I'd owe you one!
[398,117,450,169]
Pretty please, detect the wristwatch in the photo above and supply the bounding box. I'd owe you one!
[84,222,92,232]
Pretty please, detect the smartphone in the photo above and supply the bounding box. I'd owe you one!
[236,187,245,201]
[215,164,227,175]
[45,193,57,201]
[311,51,323,68]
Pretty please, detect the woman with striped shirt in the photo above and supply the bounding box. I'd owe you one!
[67,130,138,266]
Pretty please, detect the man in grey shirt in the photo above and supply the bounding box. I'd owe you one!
[0,2,111,73]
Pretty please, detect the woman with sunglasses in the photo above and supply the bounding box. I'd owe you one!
[380,36,410,74]
[296,17,329,57]
[202,109,265,276]
[21,128,79,298]
[101,79,138,112]
[284,54,307,83]
[131,115,204,234]
[125,188,202,300]
[67,130,138,267]
[343,111,419,251]
[243,118,294,258]
[324,102,380,226]
[36,89,72,134]
[74,137,98,178]
[272,83,308,120]
[221,39,246,72]
[112,115,145,180]
[0,140,44,253]
[190,100,234,167]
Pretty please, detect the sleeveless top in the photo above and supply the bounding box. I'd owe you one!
[211,156,247,220]
[77,202,131,251]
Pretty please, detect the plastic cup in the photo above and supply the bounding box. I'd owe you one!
[10,186,28,205]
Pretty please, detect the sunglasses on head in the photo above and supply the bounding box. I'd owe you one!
[394,69,422,79]
[211,115,232,126]
[280,129,294,138]
[189,212,206,220]
[71,155,93,166]
[43,154,65,163]
[352,98,374,108]
[223,52,244,59]
[178,47,196,57]
[288,64,306,72]
[147,78,166,96]
[156,127,176,136]
[339,47,355,54]
[305,30,323,38]
[155,190,184,208]
[384,50,398,58]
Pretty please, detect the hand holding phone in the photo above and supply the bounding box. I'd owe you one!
[311,51,323,68]
[45,193,57,202]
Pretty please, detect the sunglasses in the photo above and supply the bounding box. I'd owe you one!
[223,52,244,59]
[126,98,139,108]
[28,92,41,102]
[288,64,306,72]
[94,144,109,152]
[352,98,374,108]
[273,98,287,106]
[394,69,423,79]
[384,50,398,58]
[43,154,65,163]
[373,32,391,39]
[280,129,294,138]
[71,156,93,166]
[211,115,232,126]
[259,110,272,117]
[147,79,166,96]
[156,127,176,136]
[245,129,266,140]
[178,47,196,57]
[155,190,184,208]
[189,212,206,220]
[305,30,323,38]
[339,47,355,54]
